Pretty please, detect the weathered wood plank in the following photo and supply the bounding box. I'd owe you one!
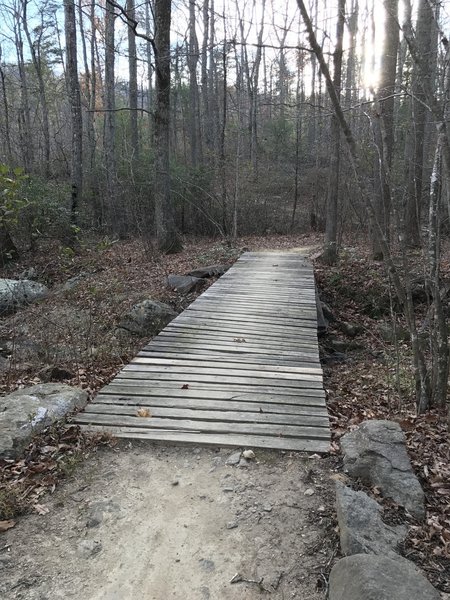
[130,356,322,374]
[75,412,330,439]
[83,405,329,427]
[94,393,328,414]
[79,425,330,453]
[124,362,323,380]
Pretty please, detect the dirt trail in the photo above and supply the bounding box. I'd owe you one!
[1,444,333,600]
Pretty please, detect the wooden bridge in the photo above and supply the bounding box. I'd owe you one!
[74,252,330,453]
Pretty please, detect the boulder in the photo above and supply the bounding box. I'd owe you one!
[188,264,228,278]
[341,420,425,519]
[329,554,440,600]
[0,383,88,459]
[118,299,177,336]
[339,322,361,338]
[0,279,48,315]
[379,322,410,343]
[167,274,206,294]
[335,483,407,556]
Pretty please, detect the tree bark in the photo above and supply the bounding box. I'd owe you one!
[322,0,344,264]
[63,0,83,224]
[153,0,182,253]
[127,0,139,164]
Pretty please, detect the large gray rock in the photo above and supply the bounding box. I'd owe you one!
[329,554,440,600]
[336,483,407,556]
[341,420,425,519]
[0,279,48,314]
[167,275,205,294]
[0,383,88,459]
[188,264,228,278]
[118,299,177,336]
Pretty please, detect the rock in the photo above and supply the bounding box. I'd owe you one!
[341,420,425,519]
[38,365,75,382]
[0,383,88,460]
[379,323,410,343]
[0,279,48,315]
[167,274,206,294]
[78,539,102,559]
[242,449,255,459]
[237,457,250,468]
[59,273,87,293]
[226,451,241,466]
[339,322,360,338]
[188,264,228,278]
[226,521,238,529]
[321,302,336,323]
[304,488,315,496]
[335,483,407,556]
[322,352,347,365]
[328,554,440,600]
[118,299,177,336]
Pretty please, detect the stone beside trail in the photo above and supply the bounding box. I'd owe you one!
[0,279,48,315]
[329,554,441,600]
[188,264,228,278]
[335,483,407,556]
[0,383,88,459]
[167,274,206,294]
[117,299,177,336]
[341,419,425,519]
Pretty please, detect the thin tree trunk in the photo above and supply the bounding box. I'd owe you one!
[322,0,344,264]
[153,0,181,253]
[22,0,51,177]
[127,0,139,164]
[372,0,399,259]
[64,0,83,225]
[104,0,117,228]
[0,45,12,162]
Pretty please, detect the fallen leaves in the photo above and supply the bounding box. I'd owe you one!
[0,424,112,521]
[0,520,16,532]
[136,408,152,418]
[318,246,450,592]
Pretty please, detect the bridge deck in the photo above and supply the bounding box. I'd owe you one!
[74,251,330,453]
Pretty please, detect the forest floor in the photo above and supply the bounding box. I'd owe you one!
[0,233,449,598]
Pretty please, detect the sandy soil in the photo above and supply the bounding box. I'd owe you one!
[0,443,334,600]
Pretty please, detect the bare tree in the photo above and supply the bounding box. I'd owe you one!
[63,0,83,223]
[322,0,345,264]
[153,0,181,252]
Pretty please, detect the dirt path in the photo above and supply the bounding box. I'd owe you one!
[1,444,334,600]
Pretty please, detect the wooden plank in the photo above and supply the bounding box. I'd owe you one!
[115,370,324,388]
[109,379,326,396]
[79,425,330,453]
[94,394,328,414]
[83,404,329,427]
[155,327,319,345]
[137,349,319,364]
[98,384,326,403]
[109,380,325,398]
[124,362,323,380]
[74,412,330,439]
[130,356,322,374]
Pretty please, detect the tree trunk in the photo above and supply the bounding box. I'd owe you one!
[322,0,344,265]
[153,0,182,253]
[104,0,117,229]
[372,0,399,259]
[404,0,433,246]
[63,0,83,225]
[127,0,139,164]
